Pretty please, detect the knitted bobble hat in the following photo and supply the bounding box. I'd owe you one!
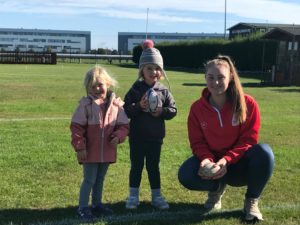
[138,39,166,79]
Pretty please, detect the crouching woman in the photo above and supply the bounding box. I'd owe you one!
[178,55,274,222]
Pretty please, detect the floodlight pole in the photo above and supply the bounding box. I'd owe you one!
[146,8,149,39]
[224,0,227,39]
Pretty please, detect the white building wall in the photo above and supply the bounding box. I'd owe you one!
[0,28,90,53]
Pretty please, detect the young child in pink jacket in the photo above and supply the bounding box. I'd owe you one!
[70,65,129,221]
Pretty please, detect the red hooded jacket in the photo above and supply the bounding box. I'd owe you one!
[188,88,260,165]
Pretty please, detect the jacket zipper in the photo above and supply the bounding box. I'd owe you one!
[99,105,104,161]
[212,106,223,128]
[101,128,104,161]
[100,98,112,161]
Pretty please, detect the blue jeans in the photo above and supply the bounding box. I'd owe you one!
[178,144,274,198]
[79,163,109,208]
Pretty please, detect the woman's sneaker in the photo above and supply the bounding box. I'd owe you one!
[204,183,226,210]
[125,196,139,209]
[151,196,169,210]
[77,207,95,221]
[244,198,263,221]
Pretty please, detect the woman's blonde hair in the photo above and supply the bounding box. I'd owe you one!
[205,55,247,123]
[83,65,118,95]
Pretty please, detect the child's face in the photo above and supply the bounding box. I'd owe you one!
[89,78,109,99]
[142,64,162,86]
[205,64,232,97]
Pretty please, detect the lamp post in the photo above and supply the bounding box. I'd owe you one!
[146,8,149,39]
[224,0,227,39]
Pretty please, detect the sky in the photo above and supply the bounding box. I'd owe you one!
[1,0,300,50]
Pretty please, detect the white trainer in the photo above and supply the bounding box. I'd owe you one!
[204,183,226,210]
[244,198,264,221]
[125,196,140,209]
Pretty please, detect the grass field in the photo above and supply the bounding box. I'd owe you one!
[0,62,299,225]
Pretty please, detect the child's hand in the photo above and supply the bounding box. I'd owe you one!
[110,135,119,146]
[77,149,87,161]
[151,107,163,117]
[139,94,148,110]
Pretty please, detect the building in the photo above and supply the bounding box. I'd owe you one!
[263,26,300,85]
[118,32,224,54]
[228,22,300,39]
[0,28,91,53]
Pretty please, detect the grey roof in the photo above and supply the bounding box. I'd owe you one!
[0,27,90,35]
[118,32,223,37]
[227,22,300,30]
[278,27,300,36]
[263,27,300,40]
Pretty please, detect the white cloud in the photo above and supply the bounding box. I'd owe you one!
[228,0,300,24]
[98,9,203,23]
[0,0,300,24]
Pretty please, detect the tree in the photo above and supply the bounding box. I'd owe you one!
[111,50,118,55]
[97,48,106,54]
[46,46,52,53]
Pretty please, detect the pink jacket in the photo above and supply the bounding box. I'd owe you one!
[70,92,129,163]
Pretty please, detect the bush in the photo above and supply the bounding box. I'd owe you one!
[132,36,277,71]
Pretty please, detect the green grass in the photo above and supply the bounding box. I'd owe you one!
[0,63,299,225]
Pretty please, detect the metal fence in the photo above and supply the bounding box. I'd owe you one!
[0,52,57,64]
[56,53,132,64]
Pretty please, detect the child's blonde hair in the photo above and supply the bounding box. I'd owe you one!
[84,65,118,95]
[205,55,247,123]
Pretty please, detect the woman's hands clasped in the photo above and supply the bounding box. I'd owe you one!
[198,158,227,180]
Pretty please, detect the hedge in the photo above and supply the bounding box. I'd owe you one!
[132,37,277,71]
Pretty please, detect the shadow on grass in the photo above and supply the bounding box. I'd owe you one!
[181,82,297,88]
[182,83,206,87]
[271,88,300,93]
[116,64,138,69]
[117,64,202,74]
[0,202,250,225]
[181,82,264,87]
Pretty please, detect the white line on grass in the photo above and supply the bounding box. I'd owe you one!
[0,117,69,122]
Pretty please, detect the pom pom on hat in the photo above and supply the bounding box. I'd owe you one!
[139,40,163,70]
[138,39,166,80]
[142,39,154,50]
